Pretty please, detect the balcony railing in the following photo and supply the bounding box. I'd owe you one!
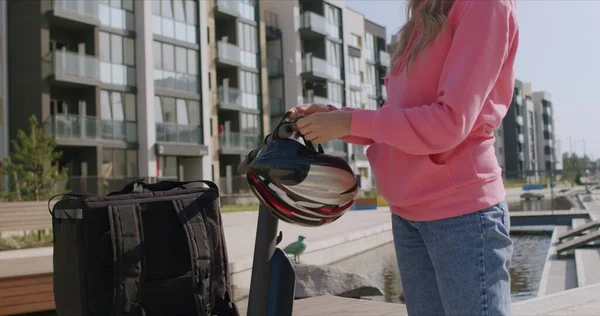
[300,12,340,39]
[379,51,390,68]
[302,55,341,81]
[267,57,283,77]
[49,0,99,22]
[216,0,256,21]
[45,50,101,83]
[220,132,261,152]
[218,86,259,112]
[155,123,202,144]
[154,70,199,94]
[270,96,285,116]
[217,41,258,69]
[45,114,137,142]
[516,115,524,126]
[219,176,252,195]
[348,73,361,87]
[100,62,136,86]
[322,140,345,153]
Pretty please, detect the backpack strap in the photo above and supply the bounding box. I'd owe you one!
[108,204,146,316]
[172,199,212,315]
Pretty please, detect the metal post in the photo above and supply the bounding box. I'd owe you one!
[246,204,279,316]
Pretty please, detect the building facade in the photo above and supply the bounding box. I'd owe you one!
[3,0,389,196]
[533,91,556,175]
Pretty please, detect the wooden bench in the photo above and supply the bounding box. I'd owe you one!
[0,273,55,315]
[0,202,54,233]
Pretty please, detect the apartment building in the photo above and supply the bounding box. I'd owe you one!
[533,91,556,174]
[6,0,212,194]
[503,80,528,179]
[0,1,6,171]
[262,0,388,190]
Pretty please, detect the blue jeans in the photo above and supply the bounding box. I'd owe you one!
[392,202,513,316]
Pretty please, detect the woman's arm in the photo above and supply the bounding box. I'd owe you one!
[346,0,518,155]
[329,105,375,145]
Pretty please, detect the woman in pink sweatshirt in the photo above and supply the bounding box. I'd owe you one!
[291,0,519,315]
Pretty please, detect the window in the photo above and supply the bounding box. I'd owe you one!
[349,90,361,108]
[153,0,198,43]
[349,33,361,48]
[240,71,259,94]
[99,0,134,31]
[365,32,375,60]
[326,40,341,67]
[154,41,200,93]
[155,95,202,144]
[99,32,136,86]
[324,3,340,26]
[327,82,343,106]
[100,90,137,141]
[240,113,260,135]
[160,156,178,179]
[102,149,137,178]
[237,22,258,53]
[348,56,360,74]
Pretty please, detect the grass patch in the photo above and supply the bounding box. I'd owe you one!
[0,230,53,251]
[504,179,526,189]
[221,203,259,213]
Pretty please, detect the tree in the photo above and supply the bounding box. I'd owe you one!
[2,115,68,201]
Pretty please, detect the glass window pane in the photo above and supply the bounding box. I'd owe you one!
[185,0,197,25]
[161,0,173,18]
[173,0,185,21]
[176,99,188,124]
[164,156,177,177]
[99,32,110,62]
[187,50,197,75]
[122,0,133,11]
[162,97,176,122]
[153,41,162,69]
[124,37,135,66]
[175,46,187,73]
[111,92,124,121]
[162,43,174,71]
[113,150,126,178]
[102,149,113,177]
[187,100,200,126]
[111,34,123,64]
[124,93,136,121]
[155,96,163,122]
[126,150,137,177]
[152,0,161,14]
[100,90,112,119]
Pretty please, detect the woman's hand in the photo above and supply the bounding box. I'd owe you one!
[296,110,353,144]
[288,103,331,120]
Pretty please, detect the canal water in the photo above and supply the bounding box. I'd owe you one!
[331,232,552,304]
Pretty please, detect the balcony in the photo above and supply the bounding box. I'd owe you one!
[365,48,376,63]
[217,41,257,69]
[302,55,341,81]
[518,133,525,144]
[379,51,390,68]
[43,50,101,86]
[347,73,361,88]
[353,145,367,160]
[154,71,199,94]
[45,114,137,143]
[322,140,346,155]
[218,86,260,113]
[544,105,552,117]
[220,132,261,154]
[47,0,100,25]
[270,96,285,116]
[215,0,256,21]
[267,57,283,77]
[381,85,388,100]
[299,11,340,39]
[516,115,524,126]
[156,123,202,144]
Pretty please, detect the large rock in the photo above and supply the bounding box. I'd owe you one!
[294,264,383,299]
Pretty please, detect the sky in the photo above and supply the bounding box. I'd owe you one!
[346,0,600,161]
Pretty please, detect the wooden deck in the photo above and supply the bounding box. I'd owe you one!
[239,283,600,316]
[0,273,55,316]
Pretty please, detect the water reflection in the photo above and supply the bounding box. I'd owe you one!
[331,233,551,304]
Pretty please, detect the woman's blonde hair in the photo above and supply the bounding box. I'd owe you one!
[389,0,454,75]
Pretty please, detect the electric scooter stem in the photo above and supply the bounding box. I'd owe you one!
[246,204,279,316]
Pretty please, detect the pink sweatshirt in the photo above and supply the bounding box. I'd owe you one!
[337,0,519,221]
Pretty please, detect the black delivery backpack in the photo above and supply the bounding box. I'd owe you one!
[49,179,239,316]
